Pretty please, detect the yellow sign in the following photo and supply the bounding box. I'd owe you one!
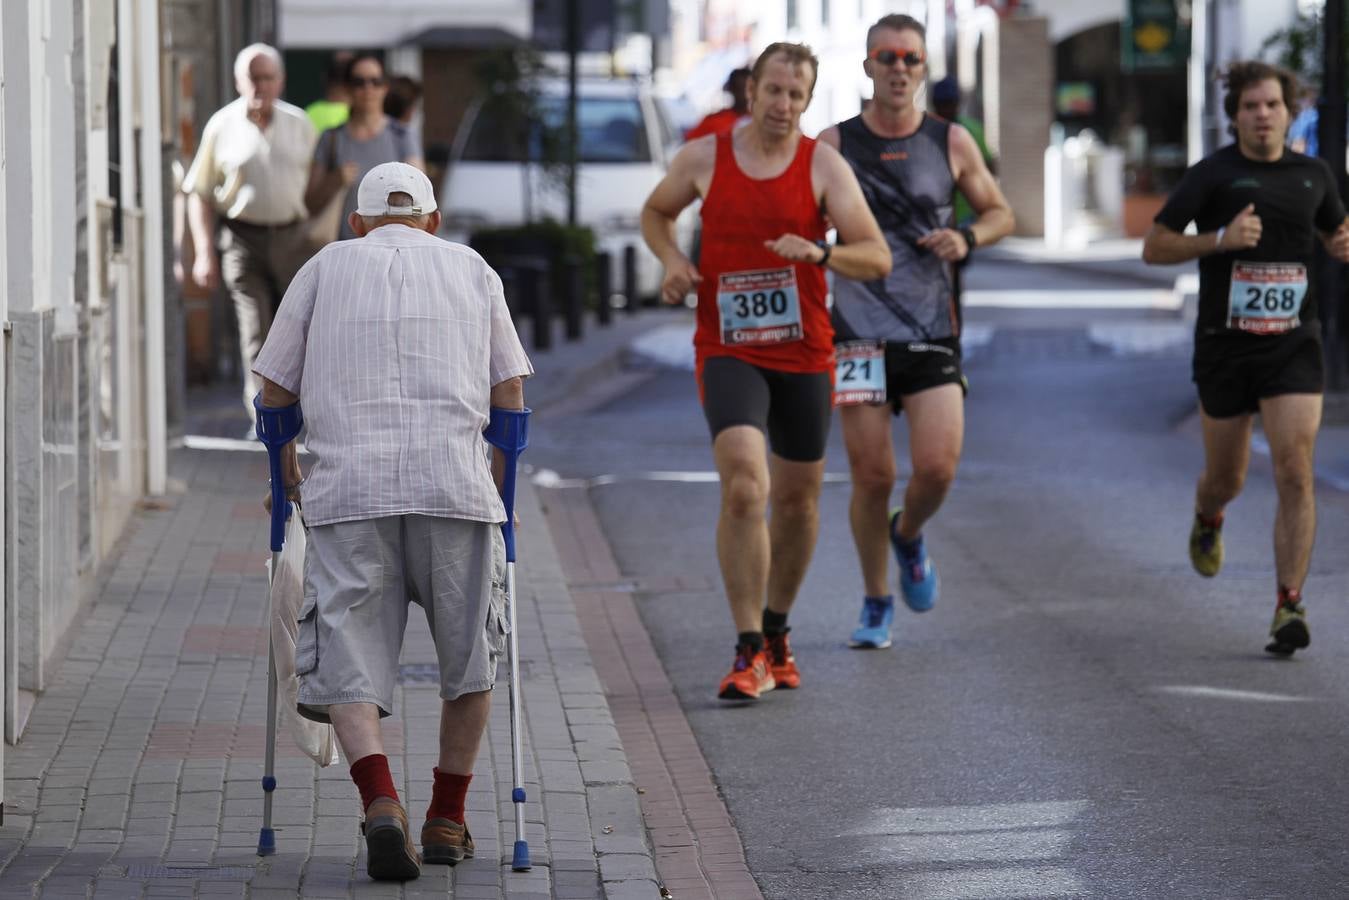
[1135,22,1172,54]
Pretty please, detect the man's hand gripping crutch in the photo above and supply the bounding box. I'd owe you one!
[253,392,305,856]
[483,405,532,872]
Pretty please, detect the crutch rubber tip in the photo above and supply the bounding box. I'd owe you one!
[257,827,276,856]
[512,840,531,871]
[262,775,276,792]
[512,787,526,803]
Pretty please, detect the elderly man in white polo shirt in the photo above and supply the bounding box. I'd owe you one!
[252,162,533,882]
[184,43,316,417]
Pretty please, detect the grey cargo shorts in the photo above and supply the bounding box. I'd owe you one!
[295,514,508,723]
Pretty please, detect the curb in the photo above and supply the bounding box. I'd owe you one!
[515,479,664,899]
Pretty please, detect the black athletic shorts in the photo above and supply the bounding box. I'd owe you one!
[874,338,966,415]
[1192,329,1324,418]
[699,356,833,462]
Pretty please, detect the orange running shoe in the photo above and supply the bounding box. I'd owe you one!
[717,646,775,700]
[765,630,801,689]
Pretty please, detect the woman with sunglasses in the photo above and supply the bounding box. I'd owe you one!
[306,53,425,244]
[819,14,1014,650]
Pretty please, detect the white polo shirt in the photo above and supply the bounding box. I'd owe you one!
[182,97,315,224]
[252,224,534,527]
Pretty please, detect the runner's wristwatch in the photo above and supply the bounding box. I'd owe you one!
[958,226,977,254]
[814,240,832,267]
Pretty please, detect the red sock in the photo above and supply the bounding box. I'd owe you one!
[427,768,472,823]
[1278,585,1302,608]
[350,754,399,810]
[1197,510,1224,529]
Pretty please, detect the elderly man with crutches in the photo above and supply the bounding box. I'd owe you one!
[251,162,533,881]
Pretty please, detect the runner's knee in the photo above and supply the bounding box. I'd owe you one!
[911,455,957,493]
[1271,456,1314,498]
[721,468,769,518]
[850,457,896,497]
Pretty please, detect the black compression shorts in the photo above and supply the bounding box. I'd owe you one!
[1192,329,1324,418]
[699,356,833,462]
[879,338,966,414]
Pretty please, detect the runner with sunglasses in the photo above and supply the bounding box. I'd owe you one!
[641,42,890,700]
[819,14,1013,649]
[1143,61,1349,656]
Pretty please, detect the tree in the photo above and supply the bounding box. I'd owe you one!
[1261,4,1349,93]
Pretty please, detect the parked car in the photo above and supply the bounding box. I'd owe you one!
[439,77,693,304]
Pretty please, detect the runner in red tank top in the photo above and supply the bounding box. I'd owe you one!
[641,42,889,702]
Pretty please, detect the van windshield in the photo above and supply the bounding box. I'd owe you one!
[461,95,651,164]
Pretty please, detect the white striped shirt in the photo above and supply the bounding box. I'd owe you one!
[253,224,534,527]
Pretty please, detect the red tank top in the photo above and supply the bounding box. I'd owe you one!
[695,132,831,374]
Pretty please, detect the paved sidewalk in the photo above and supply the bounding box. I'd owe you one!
[0,442,661,898]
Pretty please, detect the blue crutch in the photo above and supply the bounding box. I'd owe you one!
[483,407,532,871]
[253,393,305,857]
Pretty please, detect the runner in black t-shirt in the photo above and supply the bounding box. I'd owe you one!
[1143,60,1349,656]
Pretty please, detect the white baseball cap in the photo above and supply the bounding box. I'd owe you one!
[354,162,438,217]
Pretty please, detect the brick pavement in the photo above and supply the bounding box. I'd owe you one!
[0,446,662,898]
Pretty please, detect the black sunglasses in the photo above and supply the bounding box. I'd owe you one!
[868,47,925,67]
[349,76,386,88]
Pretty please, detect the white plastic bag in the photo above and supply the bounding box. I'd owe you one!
[268,508,340,767]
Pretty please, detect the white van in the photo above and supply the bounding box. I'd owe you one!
[439,77,692,303]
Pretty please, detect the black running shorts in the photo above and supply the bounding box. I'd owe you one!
[699,356,833,462]
[882,338,966,415]
[1192,329,1324,419]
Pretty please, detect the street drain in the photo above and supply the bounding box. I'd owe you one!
[124,864,253,880]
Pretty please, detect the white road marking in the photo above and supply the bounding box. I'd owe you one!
[1156,685,1312,703]
[844,800,1090,835]
[964,289,1180,310]
[1086,322,1190,355]
[903,866,1087,899]
[842,802,1090,898]
[531,467,851,489]
[628,323,696,371]
[179,435,311,455]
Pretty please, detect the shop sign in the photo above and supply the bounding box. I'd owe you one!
[1124,0,1188,70]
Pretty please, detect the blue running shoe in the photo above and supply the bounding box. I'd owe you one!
[849,596,895,649]
[890,509,938,612]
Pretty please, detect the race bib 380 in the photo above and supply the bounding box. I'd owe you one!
[717,267,803,346]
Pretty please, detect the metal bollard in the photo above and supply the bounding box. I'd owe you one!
[595,252,612,326]
[527,264,552,351]
[562,256,583,341]
[623,245,638,314]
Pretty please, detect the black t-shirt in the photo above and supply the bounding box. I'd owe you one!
[1155,144,1345,337]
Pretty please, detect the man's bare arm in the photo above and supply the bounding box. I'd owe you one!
[187,192,221,289]
[815,142,891,280]
[641,137,713,304]
[950,125,1014,248]
[488,376,525,493]
[1141,223,1221,264]
[259,377,302,504]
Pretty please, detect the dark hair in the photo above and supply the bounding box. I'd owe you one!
[867,13,926,50]
[750,43,819,95]
[724,67,751,92]
[1222,60,1299,137]
[383,75,423,120]
[343,52,384,85]
[324,51,353,87]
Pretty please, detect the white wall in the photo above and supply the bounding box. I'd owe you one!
[279,0,531,48]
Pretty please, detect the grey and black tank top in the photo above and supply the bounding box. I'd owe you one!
[832,114,958,343]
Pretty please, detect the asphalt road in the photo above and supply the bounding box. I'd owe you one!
[528,271,1349,899]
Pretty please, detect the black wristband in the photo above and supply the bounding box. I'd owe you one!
[958,226,977,254]
[814,239,832,267]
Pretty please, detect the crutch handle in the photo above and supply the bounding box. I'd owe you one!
[484,407,531,563]
[253,394,304,552]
